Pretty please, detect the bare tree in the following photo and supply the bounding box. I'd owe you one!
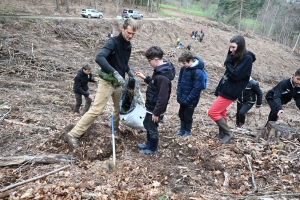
[65,0,70,13]
[55,0,60,11]
[238,0,243,31]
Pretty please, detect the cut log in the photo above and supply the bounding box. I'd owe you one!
[0,154,76,167]
[259,121,300,142]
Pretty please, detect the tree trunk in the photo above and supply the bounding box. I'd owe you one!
[268,5,280,38]
[65,0,70,13]
[238,0,243,32]
[293,32,300,51]
[55,0,60,11]
[258,121,300,142]
[0,154,76,167]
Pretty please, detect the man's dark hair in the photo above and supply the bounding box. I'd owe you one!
[229,34,247,65]
[82,63,92,70]
[295,68,300,76]
[178,51,194,63]
[145,46,164,60]
[123,18,139,31]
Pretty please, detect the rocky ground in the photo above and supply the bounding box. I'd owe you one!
[0,0,300,199]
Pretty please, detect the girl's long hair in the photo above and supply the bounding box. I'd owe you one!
[228,34,247,67]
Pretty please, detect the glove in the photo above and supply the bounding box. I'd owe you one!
[113,72,125,86]
[128,70,135,78]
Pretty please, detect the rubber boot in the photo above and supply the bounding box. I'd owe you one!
[140,132,158,154]
[215,118,233,144]
[183,122,192,137]
[82,97,92,115]
[73,105,80,113]
[215,126,224,140]
[174,120,186,136]
[138,131,150,149]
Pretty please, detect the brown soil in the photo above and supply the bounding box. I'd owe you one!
[1,0,300,199]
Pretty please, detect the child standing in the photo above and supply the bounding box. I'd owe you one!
[174,51,205,137]
[135,46,176,154]
[73,63,96,115]
[265,68,300,124]
[236,77,263,129]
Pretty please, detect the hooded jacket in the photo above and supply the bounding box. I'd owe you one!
[95,32,131,78]
[177,56,205,106]
[237,78,263,106]
[216,51,256,100]
[266,77,300,112]
[144,61,176,116]
[73,69,95,97]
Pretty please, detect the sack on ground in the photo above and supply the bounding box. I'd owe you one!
[119,77,146,131]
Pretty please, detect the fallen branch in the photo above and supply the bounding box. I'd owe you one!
[3,119,51,130]
[0,105,11,121]
[245,154,258,193]
[0,165,70,193]
[0,154,76,166]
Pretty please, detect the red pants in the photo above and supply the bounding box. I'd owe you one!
[208,96,234,121]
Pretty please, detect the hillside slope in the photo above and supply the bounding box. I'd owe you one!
[1,1,300,199]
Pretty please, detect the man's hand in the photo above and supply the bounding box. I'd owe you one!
[277,110,284,117]
[113,72,125,86]
[88,94,93,99]
[152,115,159,123]
[128,70,135,78]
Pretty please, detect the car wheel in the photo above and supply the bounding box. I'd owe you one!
[130,15,134,18]
[99,15,103,19]
[88,14,91,19]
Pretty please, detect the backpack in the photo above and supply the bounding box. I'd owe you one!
[191,68,207,90]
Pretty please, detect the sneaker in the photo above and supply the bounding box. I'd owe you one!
[237,124,245,130]
[174,131,184,136]
[139,149,158,154]
[64,132,80,149]
[183,131,191,137]
[138,143,149,149]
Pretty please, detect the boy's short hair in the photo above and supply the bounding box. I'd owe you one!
[295,68,300,76]
[178,51,194,63]
[145,46,164,60]
[123,18,139,31]
[82,63,92,70]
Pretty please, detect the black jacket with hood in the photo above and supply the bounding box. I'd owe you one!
[216,51,256,100]
[237,78,263,106]
[144,61,176,116]
[73,69,95,97]
[266,77,300,112]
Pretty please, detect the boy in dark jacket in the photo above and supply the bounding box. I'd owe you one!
[73,63,96,115]
[135,46,176,154]
[236,77,263,129]
[174,51,205,137]
[265,68,300,123]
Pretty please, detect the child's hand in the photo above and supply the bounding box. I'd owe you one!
[277,110,284,117]
[135,72,145,79]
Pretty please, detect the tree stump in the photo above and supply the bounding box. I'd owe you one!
[258,121,300,142]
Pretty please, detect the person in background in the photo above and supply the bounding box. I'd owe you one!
[174,51,205,137]
[135,46,175,154]
[186,44,191,51]
[179,41,183,49]
[208,34,256,144]
[177,38,181,46]
[265,68,300,124]
[73,63,96,115]
[199,28,204,42]
[235,77,263,129]
[64,18,139,149]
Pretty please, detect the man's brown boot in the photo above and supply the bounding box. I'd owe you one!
[64,132,80,148]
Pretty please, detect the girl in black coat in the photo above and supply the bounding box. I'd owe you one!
[208,34,256,144]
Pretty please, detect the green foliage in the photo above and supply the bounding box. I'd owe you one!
[22,18,36,22]
[158,9,178,18]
